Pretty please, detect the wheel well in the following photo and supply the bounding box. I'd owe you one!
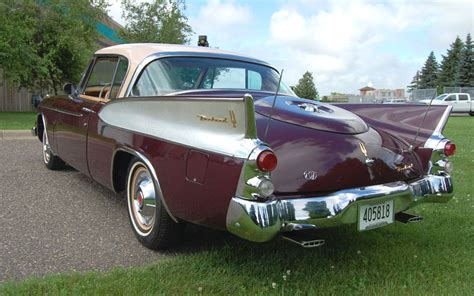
[112,150,134,193]
[37,114,44,142]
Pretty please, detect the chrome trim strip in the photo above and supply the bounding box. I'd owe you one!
[226,174,454,242]
[112,146,178,223]
[42,106,83,118]
[433,105,452,136]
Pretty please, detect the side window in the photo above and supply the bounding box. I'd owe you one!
[109,58,128,99]
[83,58,118,98]
[248,70,262,90]
[203,68,245,89]
[458,94,468,101]
[445,95,456,101]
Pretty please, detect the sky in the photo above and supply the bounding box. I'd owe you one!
[107,0,473,96]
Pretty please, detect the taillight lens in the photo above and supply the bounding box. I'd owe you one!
[256,150,277,172]
[444,142,456,157]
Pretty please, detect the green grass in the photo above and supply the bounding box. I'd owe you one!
[1,117,473,295]
[0,112,36,130]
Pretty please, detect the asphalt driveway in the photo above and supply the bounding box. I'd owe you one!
[0,139,221,282]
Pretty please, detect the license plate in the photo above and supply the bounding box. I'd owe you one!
[358,200,394,231]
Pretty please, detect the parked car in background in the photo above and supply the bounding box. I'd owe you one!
[420,93,473,115]
[383,98,407,104]
[33,44,456,249]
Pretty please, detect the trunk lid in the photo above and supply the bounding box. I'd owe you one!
[254,96,424,195]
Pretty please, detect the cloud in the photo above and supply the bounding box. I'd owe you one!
[266,0,473,95]
[188,0,254,49]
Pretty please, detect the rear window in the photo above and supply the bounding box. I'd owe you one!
[131,57,293,96]
[459,94,469,101]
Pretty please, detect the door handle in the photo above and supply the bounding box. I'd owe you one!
[81,107,96,113]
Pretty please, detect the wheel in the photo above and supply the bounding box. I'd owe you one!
[469,111,474,116]
[126,159,184,249]
[42,128,65,170]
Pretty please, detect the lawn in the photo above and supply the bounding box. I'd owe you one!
[1,117,473,295]
[0,112,36,130]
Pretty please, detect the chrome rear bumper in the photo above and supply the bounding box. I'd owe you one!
[226,174,453,242]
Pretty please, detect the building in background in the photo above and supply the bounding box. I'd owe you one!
[359,86,405,102]
[0,15,123,112]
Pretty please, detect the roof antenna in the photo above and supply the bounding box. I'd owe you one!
[411,91,437,151]
[263,69,284,142]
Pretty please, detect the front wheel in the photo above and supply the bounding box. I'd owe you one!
[42,128,65,170]
[126,159,184,249]
[469,111,474,116]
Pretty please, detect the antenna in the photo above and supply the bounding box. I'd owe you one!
[263,69,284,142]
[411,91,437,151]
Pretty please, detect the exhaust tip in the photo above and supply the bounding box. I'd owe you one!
[396,212,424,224]
[281,232,325,248]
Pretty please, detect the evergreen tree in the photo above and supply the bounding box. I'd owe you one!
[293,71,319,100]
[418,51,439,89]
[407,70,420,92]
[455,33,474,87]
[438,36,464,88]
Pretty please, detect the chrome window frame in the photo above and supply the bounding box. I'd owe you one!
[124,52,280,98]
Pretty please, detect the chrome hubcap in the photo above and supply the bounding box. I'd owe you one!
[42,131,51,164]
[128,164,156,235]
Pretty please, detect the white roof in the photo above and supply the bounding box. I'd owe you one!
[95,43,261,64]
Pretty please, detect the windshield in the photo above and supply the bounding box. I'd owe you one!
[434,94,448,100]
[132,57,294,96]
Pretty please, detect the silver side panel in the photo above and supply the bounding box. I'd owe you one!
[99,95,259,158]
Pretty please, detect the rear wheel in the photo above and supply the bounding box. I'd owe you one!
[469,111,474,116]
[126,159,184,249]
[42,128,65,170]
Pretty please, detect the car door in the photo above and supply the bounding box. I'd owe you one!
[55,57,120,174]
[457,94,470,112]
[86,57,129,188]
[443,94,458,111]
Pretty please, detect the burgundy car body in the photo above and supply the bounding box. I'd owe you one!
[34,44,454,247]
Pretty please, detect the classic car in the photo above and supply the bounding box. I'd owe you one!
[33,44,455,249]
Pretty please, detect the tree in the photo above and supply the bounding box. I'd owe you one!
[0,0,107,94]
[293,71,319,100]
[437,36,464,90]
[418,51,439,89]
[119,0,192,44]
[455,33,474,87]
[407,70,420,92]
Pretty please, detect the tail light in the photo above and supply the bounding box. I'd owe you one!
[256,150,278,172]
[444,142,456,157]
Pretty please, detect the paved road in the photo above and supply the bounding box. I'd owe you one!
[0,139,223,282]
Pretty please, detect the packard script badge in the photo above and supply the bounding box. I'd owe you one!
[197,110,237,128]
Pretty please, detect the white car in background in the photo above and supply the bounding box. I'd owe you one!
[420,93,473,115]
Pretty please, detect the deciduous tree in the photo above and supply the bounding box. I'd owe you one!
[0,0,107,94]
[119,0,192,44]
